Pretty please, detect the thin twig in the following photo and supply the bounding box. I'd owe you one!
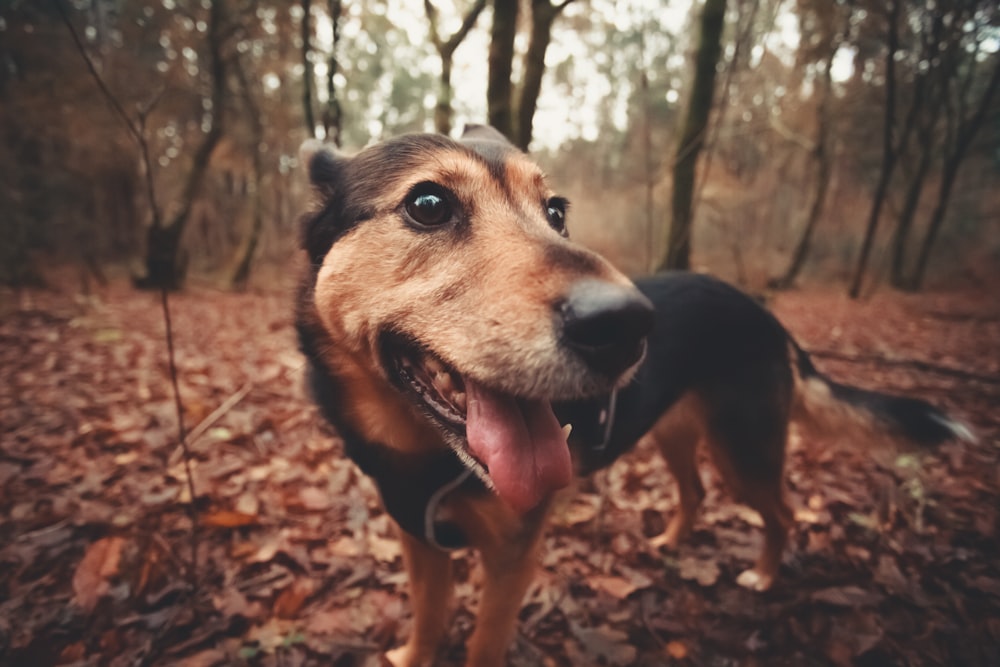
[53,1,143,146]
[182,381,254,450]
[160,290,200,592]
[56,0,201,594]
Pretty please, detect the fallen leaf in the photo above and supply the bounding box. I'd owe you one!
[273,577,316,619]
[305,607,354,636]
[298,486,332,511]
[569,623,637,665]
[177,648,228,667]
[677,555,720,587]
[811,585,883,608]
[666,640,688,659]
[368,533,401,563]
[201,509,260,528]
[73,536,125,612]
[591,575,640,599]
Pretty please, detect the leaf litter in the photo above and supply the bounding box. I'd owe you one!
[1,280,998,665]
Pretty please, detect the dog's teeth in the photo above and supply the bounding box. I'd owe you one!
[435,372,453,393]
[454,391,466,411]
[561,423,573,439]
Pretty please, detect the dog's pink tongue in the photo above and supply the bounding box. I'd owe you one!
[465,378,572,514]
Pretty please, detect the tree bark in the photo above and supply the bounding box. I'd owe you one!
[516,0,571,150]
[425,0,487,136]
[301,0,317,138]
[888,130,934,288]
[322,0,343,145]
[138,0,226,291]
[848,0,908,298]
[908,57,1000,289]
[487,0,519,141]
[659,0,727,271]
[771,40,834,289]
[229,50,264,290]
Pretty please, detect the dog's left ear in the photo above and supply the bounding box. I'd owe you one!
[460,124,513,146]
[299,139,347,200]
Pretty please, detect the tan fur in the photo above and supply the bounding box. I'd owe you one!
[788,343,886,448]
[304,139,643,665]
[643,390,793,591]
[387,483,549,667]
[311,150,634,454]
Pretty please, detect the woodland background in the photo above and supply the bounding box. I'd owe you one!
[1,0,999,666]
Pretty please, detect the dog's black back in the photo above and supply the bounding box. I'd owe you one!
[560,272,792,475]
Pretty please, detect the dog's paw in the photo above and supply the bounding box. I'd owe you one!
[736,568,774,592]
[383,645,418,667]
[650,516,692,550]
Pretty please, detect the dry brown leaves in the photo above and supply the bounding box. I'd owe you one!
[1,278,999,666]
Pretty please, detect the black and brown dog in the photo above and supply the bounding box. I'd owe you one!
[295,126,972,666]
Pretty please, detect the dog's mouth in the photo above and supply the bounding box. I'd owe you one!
[384,336,573,514]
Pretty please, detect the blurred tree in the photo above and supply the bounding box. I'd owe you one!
[136,0,227,291]
[771,0,847,289]
[487,0,518,140]
[894,0,999,289]
[908,56,999,288]
[425,0,487,136]
[322,0,344,145]
[301,0,318,138]
[487,0,576,149]
[848,0,903,298]
[228,43,264,290]
[660,0,727,271]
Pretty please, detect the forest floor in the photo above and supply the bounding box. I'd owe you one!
[2,274,999,667]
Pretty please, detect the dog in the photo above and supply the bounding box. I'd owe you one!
[295,125,973,666]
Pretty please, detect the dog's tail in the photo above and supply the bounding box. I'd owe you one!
[789,341,975,447]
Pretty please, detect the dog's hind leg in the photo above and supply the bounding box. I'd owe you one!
[701,364,796,591]
[733,479,794,591]
[386,529,454,667]
[645,392,708,548]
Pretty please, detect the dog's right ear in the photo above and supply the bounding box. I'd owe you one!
[299,139,350,265]
[300,139,347,200]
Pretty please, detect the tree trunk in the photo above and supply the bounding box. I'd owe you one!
[425,0,487,137]
[771,44,834,290]
[436,58,454,135]
[487,0,519,141]
[322,0,343,145]
[516,0,563,150]
[848,0,909,298]
[229,49,264,290]
[301,0,317,138]
[659,0,727,271]
[136,0,226,291]
[888,134,933,288]
[907,58,1000,289]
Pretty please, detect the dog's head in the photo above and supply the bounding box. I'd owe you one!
[300,126,652,513]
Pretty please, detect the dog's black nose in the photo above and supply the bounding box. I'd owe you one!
[560,280,654,376]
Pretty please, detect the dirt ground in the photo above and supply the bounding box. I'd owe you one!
[1,276,998,666]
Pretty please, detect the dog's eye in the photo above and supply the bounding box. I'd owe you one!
[546,197,568,235]
[404,183,452,228]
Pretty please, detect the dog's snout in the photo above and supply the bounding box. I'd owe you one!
[560,280,654,376]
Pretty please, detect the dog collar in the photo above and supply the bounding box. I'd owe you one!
[596,388,619,451]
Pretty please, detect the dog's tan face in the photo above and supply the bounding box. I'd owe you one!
[301,127,652,513]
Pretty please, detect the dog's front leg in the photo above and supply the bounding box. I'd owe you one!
[386,528,454,667]
[465,507,549,667]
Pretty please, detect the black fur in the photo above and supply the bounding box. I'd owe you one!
[559,272,966,474]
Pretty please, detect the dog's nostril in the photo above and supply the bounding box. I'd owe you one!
[561,280,654,376]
